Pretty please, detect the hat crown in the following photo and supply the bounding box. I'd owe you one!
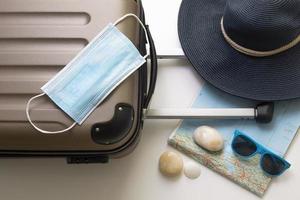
[223,0,300,51]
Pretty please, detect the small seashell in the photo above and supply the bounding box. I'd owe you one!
[193,126,224,152]
[159,151,183,177]
[184,161,201,179]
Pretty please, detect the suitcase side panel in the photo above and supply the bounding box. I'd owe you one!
[0,0,145,155]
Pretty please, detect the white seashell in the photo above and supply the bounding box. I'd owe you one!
[193,126,224,152]
[159,151,183,177]
[184,161,201,179]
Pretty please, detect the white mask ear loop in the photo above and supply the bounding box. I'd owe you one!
[26,93,76,134]
[113,13,150,59]
[26,13,148,134]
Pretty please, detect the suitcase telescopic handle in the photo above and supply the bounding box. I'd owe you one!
[136,3,274,124]
[138,24,274,123]
[144,102,274,123]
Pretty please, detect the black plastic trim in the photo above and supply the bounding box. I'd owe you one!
[91,103,134,145]
[67,155,109,164]
[143,24,157,108]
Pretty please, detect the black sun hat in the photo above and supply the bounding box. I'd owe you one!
[178,0,300,101]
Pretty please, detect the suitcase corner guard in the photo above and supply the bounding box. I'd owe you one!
[91,103,134,145]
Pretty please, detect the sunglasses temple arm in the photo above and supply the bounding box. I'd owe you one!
[144,102,274,124]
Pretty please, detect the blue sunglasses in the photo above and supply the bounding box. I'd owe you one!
[231,130,291,176]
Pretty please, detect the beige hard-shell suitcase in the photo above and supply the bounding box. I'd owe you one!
[0,0,157,163]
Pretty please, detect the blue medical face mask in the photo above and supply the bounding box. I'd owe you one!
[26,14,149,134]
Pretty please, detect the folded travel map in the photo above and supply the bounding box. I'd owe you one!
[169,83,300,196]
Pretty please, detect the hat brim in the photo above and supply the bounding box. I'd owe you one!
[178,0,300,101]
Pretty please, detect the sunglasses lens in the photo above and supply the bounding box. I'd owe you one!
[261,154,287,175]
[232,135,257,156]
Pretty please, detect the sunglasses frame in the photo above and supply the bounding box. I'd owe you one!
[231,130,291,176]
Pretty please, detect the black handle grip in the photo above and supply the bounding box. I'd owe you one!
[255,102,274,123]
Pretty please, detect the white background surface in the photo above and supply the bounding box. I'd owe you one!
[0,0,299,199]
